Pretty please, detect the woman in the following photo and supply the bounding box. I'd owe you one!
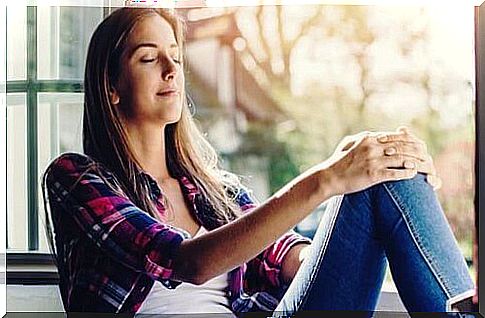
[42,7,475,317]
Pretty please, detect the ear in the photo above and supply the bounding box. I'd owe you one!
[109,85,120,105]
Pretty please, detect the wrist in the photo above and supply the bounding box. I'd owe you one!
[316,166,339,199]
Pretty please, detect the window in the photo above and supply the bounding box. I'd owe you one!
[6,4,476,289]
[6,5,104,253]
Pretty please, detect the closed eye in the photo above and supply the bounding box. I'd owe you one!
[141,57,180,64]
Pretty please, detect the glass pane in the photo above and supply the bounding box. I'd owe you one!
[7,94,27,251]
[38,93,84,252]
[38,6,103,80]
[7,6,26,80]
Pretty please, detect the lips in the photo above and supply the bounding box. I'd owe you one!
[157,88,179,96]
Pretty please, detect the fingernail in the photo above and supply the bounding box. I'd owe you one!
[378,135,387,142]
[385,147,396,155]
[404,161,416,169]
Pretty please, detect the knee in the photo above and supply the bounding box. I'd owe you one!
[340,173,433,213]
[379,173,431,195]
[372,172,439,218]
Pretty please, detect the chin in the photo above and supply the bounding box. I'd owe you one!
[162,113,182,125]
[166,118,181,125]
[155,101,183,124]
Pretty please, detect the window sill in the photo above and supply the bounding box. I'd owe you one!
[6,253,59,285]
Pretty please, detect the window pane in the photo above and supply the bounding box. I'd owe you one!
[7,6,26,80]
[7,94,27,251]
[38,93,84,252]
[38,6,103,80]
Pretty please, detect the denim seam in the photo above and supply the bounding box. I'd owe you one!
[296,195,344,312]
[382,183,452,299]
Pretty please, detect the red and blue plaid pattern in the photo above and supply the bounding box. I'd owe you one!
[44,152,311,315]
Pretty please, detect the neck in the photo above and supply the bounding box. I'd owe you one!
[124,121,173,182]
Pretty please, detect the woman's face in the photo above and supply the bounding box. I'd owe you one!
[112,14,184,127]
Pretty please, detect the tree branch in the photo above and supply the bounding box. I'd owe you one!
[256,6,272,64]
[287,6,324,51]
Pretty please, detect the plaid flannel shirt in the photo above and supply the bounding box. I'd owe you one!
[44,152,312,315]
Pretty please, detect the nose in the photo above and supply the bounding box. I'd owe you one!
[162,57,177,82]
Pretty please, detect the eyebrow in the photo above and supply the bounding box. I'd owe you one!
[130,42,179,56]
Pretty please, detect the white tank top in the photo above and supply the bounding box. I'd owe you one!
[136,226,236,317]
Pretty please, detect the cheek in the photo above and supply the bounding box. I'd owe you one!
[116,71,140,101]
[176,73,185,103]
[177,72,185,88]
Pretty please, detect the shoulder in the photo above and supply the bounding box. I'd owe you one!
[46,151,118,174]
[43,152,131,208]
[44,152,116,187]
[46,152,95,172]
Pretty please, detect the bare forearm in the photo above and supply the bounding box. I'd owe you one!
[172,168,332,285]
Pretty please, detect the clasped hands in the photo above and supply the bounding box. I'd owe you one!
[329,126,442,192]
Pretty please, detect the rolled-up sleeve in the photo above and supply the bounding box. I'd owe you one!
[45,153,189,288]
[235,187,312,291]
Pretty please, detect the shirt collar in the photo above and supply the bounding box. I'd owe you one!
[140,171,200,200]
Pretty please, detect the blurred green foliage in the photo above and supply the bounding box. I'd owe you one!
[229,5,475,258]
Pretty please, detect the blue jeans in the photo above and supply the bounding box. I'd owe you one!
[273,174,475,317]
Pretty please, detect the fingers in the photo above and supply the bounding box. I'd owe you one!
[378,129,438,185]
[382,141,428,162]
[358,137,427,164]
[377,128,427,152]
[416,155,436,175]
[426,174,442,191]
[385,128,440,189]
[384,168,418,181]
[374,150,431,172]
[352,128,441,189]
[375,153,441,190]
[378,166,418,182]
[375,127,432,172]
[378,133,426,148]
[378,154,419,170]
[374,153,418,182]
